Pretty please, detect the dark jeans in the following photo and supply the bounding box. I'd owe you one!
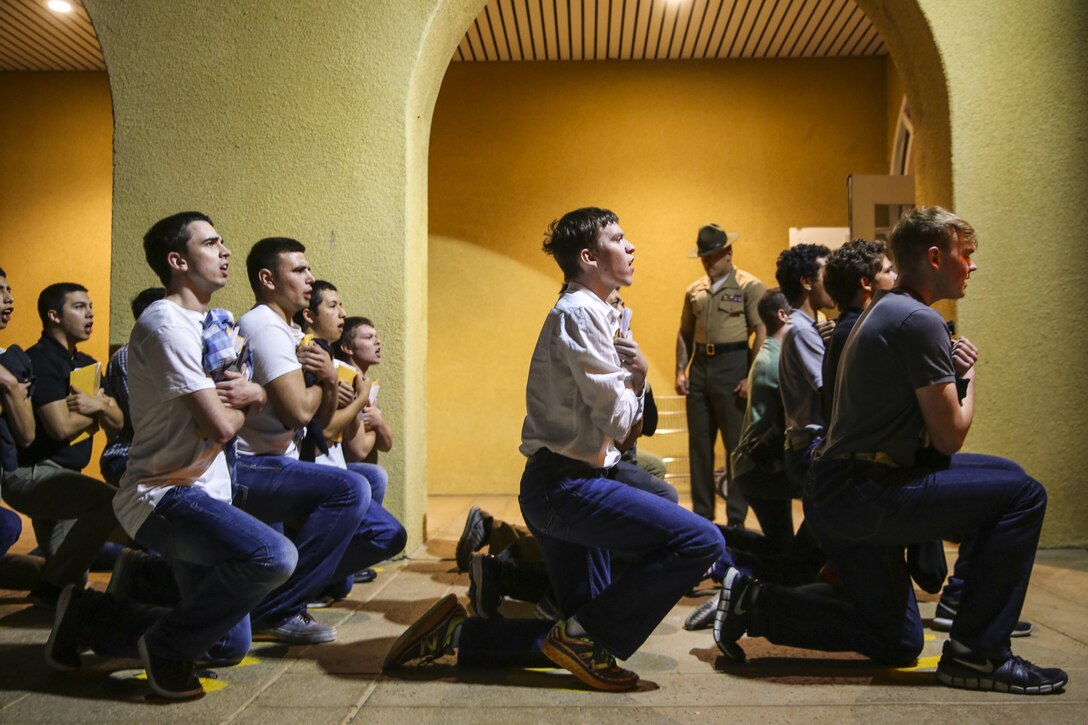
[0,504,20,557]
[936,454,1027,603]
[686,348,749,523]
[459,617,553,668]
[519,449,725,659]
[234,455,369,629]
[750,454,1045,665]
[82,486,296,662]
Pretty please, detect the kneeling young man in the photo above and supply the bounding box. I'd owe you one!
[45,212,296,699]
[713,207,1066,695]
[387,209,725,691]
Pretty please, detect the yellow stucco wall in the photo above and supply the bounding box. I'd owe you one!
[0,72,113,479]
[428,58,890,493]
[918,0,1088,547]
[84,0,482,548]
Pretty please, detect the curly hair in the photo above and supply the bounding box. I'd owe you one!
[775,243,831,305]
[824,239,887,311]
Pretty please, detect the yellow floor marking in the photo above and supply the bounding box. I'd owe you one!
[133,671,229,692]
[895,655,940,671]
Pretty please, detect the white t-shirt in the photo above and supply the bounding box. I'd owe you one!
[236,304,304,458]
[113,299,231,537]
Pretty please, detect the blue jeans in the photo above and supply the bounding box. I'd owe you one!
[0,504,20,557]
[519,449,725,659]
[82,486,296,662]
[936,454,1026,603]
[750,453,1045,665]
[347,462,388,505]
[234,455,369,629]
[322,498,407,599]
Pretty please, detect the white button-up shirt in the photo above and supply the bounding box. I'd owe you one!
[519,282,644,469]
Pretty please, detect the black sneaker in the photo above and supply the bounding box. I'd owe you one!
[253,611,337,644]
[540,620,639,692]
[713,567,758,662]
[137,634,204,700]
[28,580,62,610]
[383,594,466,669]
[455,506,490,572]
[468,553,503,618]
[936,641,1068,695]
[44,584,86,671]
[353,568,377,584]
[684,592,719,631]
[932,597,1033,637]
[105,547,146,601]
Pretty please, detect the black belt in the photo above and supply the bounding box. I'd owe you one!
[694,341,748,357]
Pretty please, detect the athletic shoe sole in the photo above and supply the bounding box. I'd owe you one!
[540,631,639,692]
[936,668,1067,695]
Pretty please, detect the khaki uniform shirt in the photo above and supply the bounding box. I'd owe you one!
[680,268,765,345]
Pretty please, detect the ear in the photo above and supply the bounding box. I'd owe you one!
[167,251,187,274]
[776,307,789,324]
[926,246,942,270]
[258,267,276,291]
[800,276,814,292]
[339,339,353,357]
[578,247,597,268]
[46,307,63,326]
[301,308,316,327]
[860,276,874,294]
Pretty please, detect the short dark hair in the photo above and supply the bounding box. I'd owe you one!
[293,279,337,328]
[0,266,7,278]
[889,206,976,273]
[143,212,214,286]
[337,315,375,361]
[824,239,887,311]
[542,207,619,282]
[775,244,831,305]
[757,287,790,333]
[38,282,88,327]
[247,237,306,295]
[131,287,166,320]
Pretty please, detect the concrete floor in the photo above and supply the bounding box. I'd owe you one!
[0,495,1084,723]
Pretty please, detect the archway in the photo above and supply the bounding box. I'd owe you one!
[416,0,953,505]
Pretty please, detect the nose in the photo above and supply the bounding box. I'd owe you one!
[222,243,231,258]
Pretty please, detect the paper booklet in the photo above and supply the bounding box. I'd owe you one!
[69,362,102,444]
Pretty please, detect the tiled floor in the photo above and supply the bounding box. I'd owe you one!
[0,495,1084,723]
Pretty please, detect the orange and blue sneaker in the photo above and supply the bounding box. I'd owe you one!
[540,619,639,692]
[383,594,466,669]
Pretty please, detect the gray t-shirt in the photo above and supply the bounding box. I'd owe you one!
[819,290,956,467]
[780,308,825,444]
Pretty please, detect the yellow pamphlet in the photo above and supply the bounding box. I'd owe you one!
[69,362,102,444]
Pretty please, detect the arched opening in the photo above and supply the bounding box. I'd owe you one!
[419,1,951,515]
[0,0,114,480]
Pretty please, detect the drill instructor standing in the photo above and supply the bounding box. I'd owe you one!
[676,224,766,525]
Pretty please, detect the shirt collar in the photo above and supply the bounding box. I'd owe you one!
[564,281,614,319]
[38,333,77,359]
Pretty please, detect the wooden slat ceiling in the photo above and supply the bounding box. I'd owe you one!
[0,0,103,71]
[454,0,886,61]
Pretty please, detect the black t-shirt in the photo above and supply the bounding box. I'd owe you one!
[17,335,97,471]
[821,307,862,421]
[820,290,956,467]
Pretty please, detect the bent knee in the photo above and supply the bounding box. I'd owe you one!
[874,635,924,668]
